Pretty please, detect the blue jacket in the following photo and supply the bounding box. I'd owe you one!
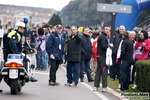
[46,32,64,60]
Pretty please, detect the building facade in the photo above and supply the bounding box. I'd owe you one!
[0,4,56,28]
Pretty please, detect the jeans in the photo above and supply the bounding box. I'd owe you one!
[120,60,131,90]
[36,50,47,69]
[46,52,50,65]
[66,61,80,85]
[94,57,108,88]
[80,59,93,81]
[49,59,61,82]
[110,54,119,79]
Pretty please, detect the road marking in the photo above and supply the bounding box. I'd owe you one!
[34,66,120,100]
[61,66,110,100]
[81,82,109,100]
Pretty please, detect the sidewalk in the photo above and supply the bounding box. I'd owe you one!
[107,85,121,99]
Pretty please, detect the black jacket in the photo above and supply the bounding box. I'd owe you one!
[67,34,82,62]
[112,33,122,54]
[119,38,133,63]
[97,32,108,57]
[81,34,92,60]
[92,32,100,39]
[3,30,22,61]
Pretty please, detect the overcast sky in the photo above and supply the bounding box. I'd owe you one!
[0,0,71,11]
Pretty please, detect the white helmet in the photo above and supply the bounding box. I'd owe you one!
[15,21,25,29]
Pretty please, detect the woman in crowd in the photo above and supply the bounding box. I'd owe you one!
[133,30,150,88]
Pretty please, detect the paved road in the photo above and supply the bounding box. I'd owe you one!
[0,40,121,100]
[0,65,121,100]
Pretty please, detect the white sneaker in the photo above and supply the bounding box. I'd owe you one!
[102,88,107,92]
[118,84,121,89]
[64,83,70,86]
[69,82,77,87]
[93,87,99,91]
[132,84,137,89]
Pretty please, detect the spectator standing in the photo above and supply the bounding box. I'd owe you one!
[46,25,64,86]
[132,30,150,88]
[0,25,4,48]
[63,26,71,65]
[134,30,150,60]
[30,27,36,48]
[80,27,94,82]
[65,25,82,86]
[92,27,100,39]
[110,25,126,80]
[119,31,134,91]
[35,28,47,70]
[93,25,113,92]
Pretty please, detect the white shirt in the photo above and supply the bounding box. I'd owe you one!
[0,28,4,38]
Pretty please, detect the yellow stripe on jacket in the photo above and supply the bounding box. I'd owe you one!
[7,30,21,42]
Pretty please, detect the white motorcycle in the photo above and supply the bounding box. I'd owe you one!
[0,42,36,95]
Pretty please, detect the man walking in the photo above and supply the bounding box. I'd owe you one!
[46,24,64,86]
[80,27,94,82]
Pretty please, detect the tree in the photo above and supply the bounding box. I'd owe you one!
[48,14,62,26]
[60,0,150,28]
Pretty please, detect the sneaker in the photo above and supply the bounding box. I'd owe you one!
[132,84,137,89]
[0,89,3,92]
[118,84,121,89]
[35,67,40,70]
[93,87,99,91]
[88,79,94,82]
[102,88,107,92]
[69,82,77,87]
[30,77,38,82]
[111,78,115,81]
[54,82,60,86]
[42,68,47,71]
[49,82,55,86]
[64,83,70,86]
[80,79,84,82]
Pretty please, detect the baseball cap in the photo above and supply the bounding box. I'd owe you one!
[56,24,62,29]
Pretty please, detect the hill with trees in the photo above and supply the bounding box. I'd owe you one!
[60,0,150,28]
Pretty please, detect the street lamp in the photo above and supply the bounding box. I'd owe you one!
[29,16,32,28]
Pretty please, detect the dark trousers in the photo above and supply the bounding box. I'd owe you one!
[110,54,119,79]
[49,59,61,82]
[120,60,131,90]
[80,59,93,81]
[94,57,108,88]
[66,61,80,85]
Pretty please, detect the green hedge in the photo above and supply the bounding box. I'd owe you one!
[135,60,150,92]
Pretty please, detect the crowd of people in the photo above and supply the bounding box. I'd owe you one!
[0,22,150,93]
